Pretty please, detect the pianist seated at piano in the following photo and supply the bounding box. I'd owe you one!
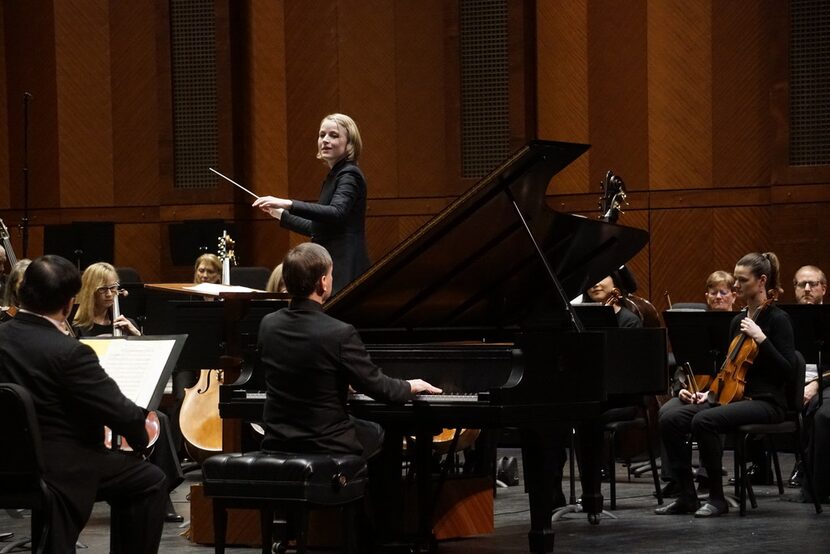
[258,242,442,459]
[71,262,141,337]
[583,271,643,328]
[657,251,797,518]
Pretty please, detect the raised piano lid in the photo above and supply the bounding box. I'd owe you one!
[326,140,649,330]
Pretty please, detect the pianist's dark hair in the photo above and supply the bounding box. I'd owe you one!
[20,255,82,313]
[736,251,784,298]
[282,243,333,297]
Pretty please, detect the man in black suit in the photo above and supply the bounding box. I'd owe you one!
[0,255,166,553]
[259,242,442,458]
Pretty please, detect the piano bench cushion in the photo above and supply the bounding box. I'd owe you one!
[202,451,367,506]
[736,421,797,435]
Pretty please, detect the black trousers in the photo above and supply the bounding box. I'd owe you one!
[148,411,184,493]
[659,397,783,496]
[804,387,830,498]
[44,444,166,554]
[351,416,385,460]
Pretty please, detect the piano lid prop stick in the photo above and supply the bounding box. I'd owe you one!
[209,167,260,199]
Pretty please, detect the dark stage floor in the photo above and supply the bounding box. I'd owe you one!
[1,450,826,553]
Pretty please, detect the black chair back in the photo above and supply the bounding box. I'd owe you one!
[0,383,52,553]
[0,383,45,489]
[230,266,271,290]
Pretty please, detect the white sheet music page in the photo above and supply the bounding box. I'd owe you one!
[184,283,263,295]
[81,338,177,408]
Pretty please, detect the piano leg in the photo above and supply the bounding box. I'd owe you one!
[575,420,604,523]
[520,426,567,553]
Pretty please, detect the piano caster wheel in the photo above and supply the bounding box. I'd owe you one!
[271,541,287,554]
[587,513,600,525]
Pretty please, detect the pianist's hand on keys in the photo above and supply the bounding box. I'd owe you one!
[408,379,442,395]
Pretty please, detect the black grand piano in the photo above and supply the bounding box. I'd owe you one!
[220,140,667,553]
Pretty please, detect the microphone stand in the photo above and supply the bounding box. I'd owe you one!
[21,92,32,258]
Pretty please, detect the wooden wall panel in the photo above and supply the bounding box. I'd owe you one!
[115,223,160,282]
[239,0,287,198]
[647,1,713,190]
[394,0,449,198]
[0,4,8,209]
[536,0,589,194]
[711,1,772,187]
[231,0,289,270]
[586,1,649,192]
[650,206,768,313]
[284,0,338,203]
[4,1,60,211]
[770,202,830,303]
[110,1,160,206]
[339,0,397,199]
[54,0,114,207]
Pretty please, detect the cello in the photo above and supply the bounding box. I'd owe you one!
[178,232,235,464]
[179,369,224,464]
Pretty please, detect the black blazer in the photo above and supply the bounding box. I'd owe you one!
[280,160,370,293]
[259,297,411,455]
[728,304,797,409]
[0,311,149,521]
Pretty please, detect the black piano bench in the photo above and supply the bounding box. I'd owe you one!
[202,451,368,554]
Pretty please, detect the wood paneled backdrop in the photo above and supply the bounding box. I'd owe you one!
[1,1,827,309]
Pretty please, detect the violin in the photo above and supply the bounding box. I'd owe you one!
[104,410,160,453]
[707,298,773,405]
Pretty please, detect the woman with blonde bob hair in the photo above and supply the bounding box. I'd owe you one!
[194,253,222,284]
[72,262,140,336]
[252,113,370,294]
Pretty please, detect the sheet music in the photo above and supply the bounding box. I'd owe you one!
[184,283,263,295]
[81,338,177,408]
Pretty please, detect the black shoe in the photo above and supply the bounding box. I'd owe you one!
[654,497,700,515]
[695,500,728,518]
[164,496,183,523]
[788,462,803,488]
[728,463,767,486]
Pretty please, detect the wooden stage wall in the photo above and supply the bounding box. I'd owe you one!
[0,1,826,309]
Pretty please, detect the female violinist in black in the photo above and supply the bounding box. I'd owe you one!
[656,251,797,517]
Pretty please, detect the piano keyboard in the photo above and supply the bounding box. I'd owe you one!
[350,393,480,403]
[230,391,481,403]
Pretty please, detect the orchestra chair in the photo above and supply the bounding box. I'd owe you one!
[0,383,54,554]
[202,451,367,554]
[732,351,822,515]
[230,266,271,290]
[115,266,142,284]
[603,402,663,509]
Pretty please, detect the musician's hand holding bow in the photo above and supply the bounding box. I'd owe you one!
[113,314,141,336]
[740,317,766,344]
[678,388,707,405]
[408,379,443,395]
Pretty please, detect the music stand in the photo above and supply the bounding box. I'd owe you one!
[778,304,830,366]
[662,310,736,378]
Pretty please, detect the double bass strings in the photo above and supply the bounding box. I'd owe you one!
[209,167,260,199]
